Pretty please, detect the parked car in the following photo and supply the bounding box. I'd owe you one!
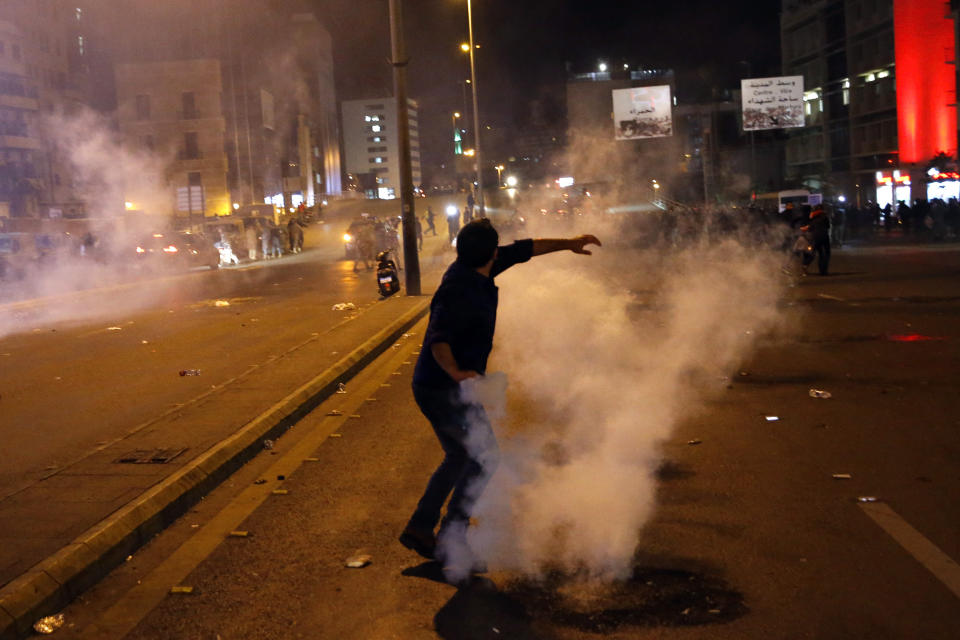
[135,231,220,271]
[0,232,30,281]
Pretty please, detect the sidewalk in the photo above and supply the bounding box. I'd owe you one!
[0,292,431,639]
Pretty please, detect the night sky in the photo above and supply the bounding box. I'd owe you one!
[319,0,782,163]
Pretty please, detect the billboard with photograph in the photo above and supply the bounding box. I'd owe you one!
[741,76,804,131]
[612,85,673,140]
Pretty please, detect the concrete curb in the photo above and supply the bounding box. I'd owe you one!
[0,297,430,640]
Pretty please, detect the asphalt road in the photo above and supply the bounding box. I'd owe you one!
[38,239,960,639]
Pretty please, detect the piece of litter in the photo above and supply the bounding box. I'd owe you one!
[687,439,702,445]
[191,524,200,528]
[326,409,343,417]
[857,496,878,502]
[125,555,133,562]
[329,433,342,438]
[263,439,274,450]
[229,531,249,538]
[809,389,832,399]
[380,383,391,388]
[141,340,149,344]
[764,416,780,422]
[345,554,372,568]
[179,369,201,377]
[304,457,319,462]
[681,607,691,616]
[336,382,347,394]
[272,489,289,495]
[170,586,194,594]
[366,398,378,402]
[493,628,500,634]
[350,415,361,419]
[107,326,122,331]
[708,609,722,614]
[33,613,65,634]
[214,300,230,307]
[277,475,285,480]
[331,302,358,311]
[391,371,402,376]
[832,473,852,479]
[253,479,267,485]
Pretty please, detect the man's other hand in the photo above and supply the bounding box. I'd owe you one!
[452,369,480,383]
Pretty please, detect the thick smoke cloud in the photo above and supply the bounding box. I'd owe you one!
[445,214,786,584]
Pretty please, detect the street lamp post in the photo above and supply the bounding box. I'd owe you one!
[388,0,421,295]
[465,0,484,216]
[495,164,504,186]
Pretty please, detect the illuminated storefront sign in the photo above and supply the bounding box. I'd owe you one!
[875,170,911,209]
[926,169,960,201]
[895,0,957,163]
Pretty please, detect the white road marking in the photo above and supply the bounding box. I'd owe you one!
[816,293,845,301]
[859,501,960,600]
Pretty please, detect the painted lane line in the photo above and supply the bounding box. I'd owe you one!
[75,320,426,640]
[859,501,960,600]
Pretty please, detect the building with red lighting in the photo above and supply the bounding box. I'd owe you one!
[781,0,958,209]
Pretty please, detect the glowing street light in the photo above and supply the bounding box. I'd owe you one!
[505,175,518,188]
[598,61,608,72]
[495,164,505,185]
[460,42,471,52]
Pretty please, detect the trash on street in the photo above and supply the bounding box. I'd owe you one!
[253,479,267,485]
[687,439,702,445]
[179,369,201,377]
[809,389,832,399]
[336,382,347,393]
[263,439,274,450]
[345,554,372,568]
[832,473,852,479]
[326,409,343,416]
[107,326,122,331]
[331,302,357,311]
[229,531,249,538]
[170,586,194,594]
[214,300,230,307]
[765,416,780,422]
[33,613,65,634]
[857,496,878,502]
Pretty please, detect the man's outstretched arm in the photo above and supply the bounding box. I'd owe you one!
[531,235,602,257]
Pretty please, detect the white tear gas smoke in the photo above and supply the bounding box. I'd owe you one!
[0,110,192,338]
[443,214,787,584]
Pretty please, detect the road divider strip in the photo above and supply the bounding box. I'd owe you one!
[0,296,430,640]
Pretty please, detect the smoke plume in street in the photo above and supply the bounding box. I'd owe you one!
[446,215,786,584]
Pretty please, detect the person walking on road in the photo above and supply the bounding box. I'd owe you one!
[399,218,601,577]
[415,215,423,251]
[801,205,831,275]
[425,206,437,236]
[287,217,304,253]
[447,208,460,244]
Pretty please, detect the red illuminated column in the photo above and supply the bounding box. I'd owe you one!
[895,0,957,163]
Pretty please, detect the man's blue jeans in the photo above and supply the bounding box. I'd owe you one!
[406,383,499,534]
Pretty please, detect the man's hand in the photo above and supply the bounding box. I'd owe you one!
[569,234,602,255]
[451,369,480,383]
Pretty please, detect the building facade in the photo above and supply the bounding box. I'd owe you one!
[781,0,957,208]
[84,0,341,217]
[341,98,422,199]
[115,59,230,220]
[0,0,89,218]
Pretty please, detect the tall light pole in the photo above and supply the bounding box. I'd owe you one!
[452,111,462,155]
[495,164,504,186]
[388,0,421,295]
[465,0,484,216]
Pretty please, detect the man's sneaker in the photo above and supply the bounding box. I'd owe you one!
[399,527,436,560]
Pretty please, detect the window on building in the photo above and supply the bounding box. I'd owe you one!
[77,35,84,56]
[371,125,382,132]
[188,171,202,187]
[184,132,200,159]
[135,94,151,120]
[182,91,197,119]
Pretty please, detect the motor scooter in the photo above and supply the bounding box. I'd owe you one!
[376,250,400,297]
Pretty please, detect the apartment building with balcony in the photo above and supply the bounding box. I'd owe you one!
[115,59,229,219]
[0,0,89,217]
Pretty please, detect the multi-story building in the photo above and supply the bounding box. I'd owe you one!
[781,0,957,208]
[341,98,422,199]
[0,0,89,218]
[115,59,230,219]
[84,0,341,218]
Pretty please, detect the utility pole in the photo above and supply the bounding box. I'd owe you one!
[467,0,484,216]
[388,0,421,295]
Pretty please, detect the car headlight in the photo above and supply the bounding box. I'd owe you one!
[343,233,353,243]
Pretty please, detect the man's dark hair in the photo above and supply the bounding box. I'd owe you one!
[456,218,499,267]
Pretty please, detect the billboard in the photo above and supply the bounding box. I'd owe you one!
[613,85,673,140]
[741,76,804,131]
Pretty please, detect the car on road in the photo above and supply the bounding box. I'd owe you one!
[135,231,220,271]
